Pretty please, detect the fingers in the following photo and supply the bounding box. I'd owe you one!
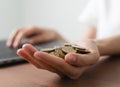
[13,31,26,48]
[34,51,90,79]
[65,52,99,66]
[7,29,26,48]
[17,44,62,74]
[7,29,20,47]
[34,51,79,78]
[22,44,38,55]
[17,44,90,79]
[7,26,42,48]
[17,48,41,67]
[17,44,40,66]
[7,26,58,48]
[12,28,38,48]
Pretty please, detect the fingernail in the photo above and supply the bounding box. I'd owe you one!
[68,56,76,64]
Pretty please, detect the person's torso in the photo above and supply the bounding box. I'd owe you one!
[97,0,120,39]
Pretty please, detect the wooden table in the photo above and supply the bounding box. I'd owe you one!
[0,55,120,87]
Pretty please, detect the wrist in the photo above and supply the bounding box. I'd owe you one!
[95,39,108,56]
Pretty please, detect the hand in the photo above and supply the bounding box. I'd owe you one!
[17,39,100,79]
[7,26,66,48]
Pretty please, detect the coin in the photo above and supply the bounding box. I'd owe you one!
[72,45,86,50]
[41,43,90,59]
[41,48,55,53]
[62,46,76,54]
[54,47,65,58]
[64,43,72,46]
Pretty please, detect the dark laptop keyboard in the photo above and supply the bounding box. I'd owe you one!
[0,40,18,59]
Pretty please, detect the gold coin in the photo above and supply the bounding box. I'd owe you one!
[62,46,76,53]
[64,43,72,46]
[41,43,90,59]
[71,44,86,50]
[41,48,55,53]
[54,47,65,58]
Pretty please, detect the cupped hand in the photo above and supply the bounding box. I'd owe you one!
[17,39,100,79]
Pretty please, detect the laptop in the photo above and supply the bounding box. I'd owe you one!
[0,40,64,66]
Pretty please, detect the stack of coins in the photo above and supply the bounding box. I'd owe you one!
[41,43,90,59]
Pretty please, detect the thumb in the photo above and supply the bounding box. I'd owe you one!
[65,53,97,66]
[28,35,49,44]
[28,33,55,44]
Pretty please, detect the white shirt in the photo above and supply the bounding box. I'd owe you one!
[79,0,120,39]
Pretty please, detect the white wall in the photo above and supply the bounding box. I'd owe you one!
[22,0,89,41]
[0,0,22,39]
[0,0,89,41]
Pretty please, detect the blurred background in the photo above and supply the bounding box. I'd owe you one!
[0,0,89,41]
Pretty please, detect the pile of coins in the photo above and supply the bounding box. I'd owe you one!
[41,43,90,59]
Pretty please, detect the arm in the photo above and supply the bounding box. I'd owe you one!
[81,26,97,39]
[16,34,120,79]
[96,35,120,56]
